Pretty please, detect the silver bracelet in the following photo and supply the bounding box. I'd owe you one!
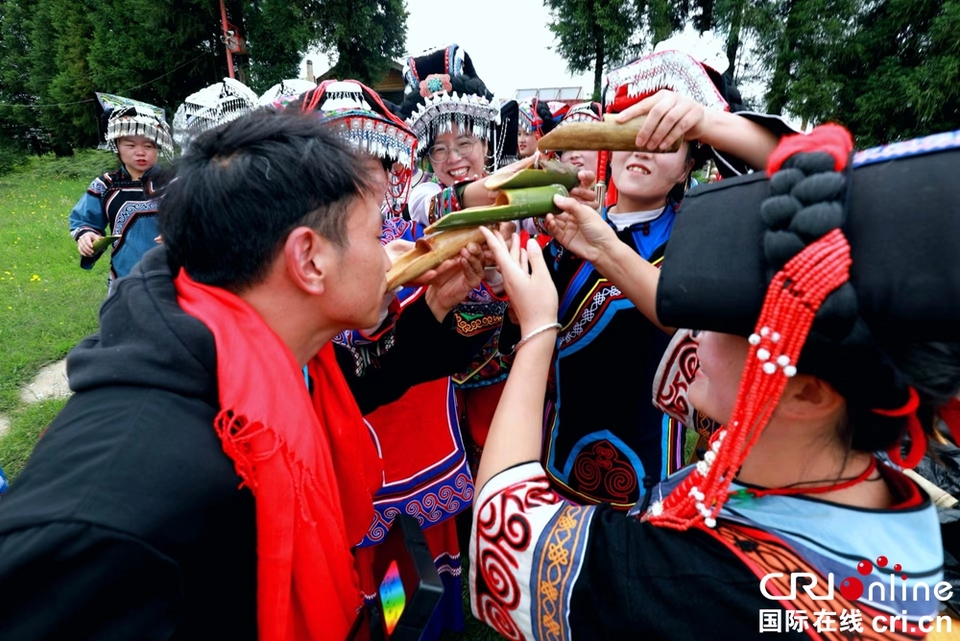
[514,322,561,352]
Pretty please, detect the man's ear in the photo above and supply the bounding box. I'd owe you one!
[283,226,333,296]
[778,375,846,421]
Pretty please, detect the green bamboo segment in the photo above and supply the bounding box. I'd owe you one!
[91,235,121,253]
[484,160,580,191]
[424,184,570,233]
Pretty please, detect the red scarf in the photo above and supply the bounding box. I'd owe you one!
[175,269,382,641]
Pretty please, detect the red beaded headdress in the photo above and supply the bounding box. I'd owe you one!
[646,124,960,530]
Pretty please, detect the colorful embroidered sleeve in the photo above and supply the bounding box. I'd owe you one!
[68,177,108,241]
[407,181,443,226]
[427,184,463,225]
[469,462,596,640]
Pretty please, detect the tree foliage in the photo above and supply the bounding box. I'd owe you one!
[0,0,407,157]
[626,0,960,145]
[322,0,407,84]
[544,0,639,100]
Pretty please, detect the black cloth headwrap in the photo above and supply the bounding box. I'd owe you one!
[495,100,520,168]
[404,44,477,88]
[657,135,960,409]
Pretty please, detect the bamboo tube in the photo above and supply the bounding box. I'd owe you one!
[484,160,580,192]
[385,226,486,291]
[537,114,682,153]
[91,235,121,253]
[424,185,569,234]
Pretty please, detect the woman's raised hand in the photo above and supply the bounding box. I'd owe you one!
[616,89,712,152]
[478,226,558,332]
[544,196,619,264]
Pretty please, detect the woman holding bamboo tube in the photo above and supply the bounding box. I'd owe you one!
[536,47,793,511]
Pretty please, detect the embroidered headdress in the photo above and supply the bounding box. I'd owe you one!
[287,80,418,216]
[402,43,476,95]
[647,126,960,530]
[554,101,602,128]
[518,98,563,136]
[172,78,259,150]
[95,93,173,159]
[399,45,501,160]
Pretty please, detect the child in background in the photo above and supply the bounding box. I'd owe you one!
[69,106,172,293]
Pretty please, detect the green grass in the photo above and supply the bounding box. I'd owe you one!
[0,399,68,480]
[0,157,110,480]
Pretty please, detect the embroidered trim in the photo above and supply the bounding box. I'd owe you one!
[532,504,596,641]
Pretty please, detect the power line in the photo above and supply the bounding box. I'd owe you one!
[0,51,212,109]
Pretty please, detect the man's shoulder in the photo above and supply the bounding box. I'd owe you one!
[0,385,246,544]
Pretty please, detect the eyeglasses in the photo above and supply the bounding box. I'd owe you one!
[428,139,476,164]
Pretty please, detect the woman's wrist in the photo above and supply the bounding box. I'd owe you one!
[515,321,560,352]
[590,235,628,275]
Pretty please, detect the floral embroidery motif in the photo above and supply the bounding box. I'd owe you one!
[419,73,452,98]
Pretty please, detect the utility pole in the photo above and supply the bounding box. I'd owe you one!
[219,0,247,80]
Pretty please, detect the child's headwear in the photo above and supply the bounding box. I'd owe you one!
[285,80,418,217]
[173,78,259,151]
[95,93,173,159]
[647,125,960,530]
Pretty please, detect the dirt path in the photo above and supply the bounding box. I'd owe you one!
[0,359,71,438]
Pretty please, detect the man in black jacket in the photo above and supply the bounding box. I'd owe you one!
[0,110,487,640]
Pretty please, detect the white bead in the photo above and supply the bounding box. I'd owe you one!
[760,327,770,337]
[757,348,770,361]
[771,332,781,343]
[695,501,705,512]
[763,362,777,375]
[649,501,663,516]
[776,355,790,366]
[748,333,761,345]
[784,365,798,377]
[704,450,716,464]
[711,440,722,453]
[704,517,717,528]
[696,461,709,475]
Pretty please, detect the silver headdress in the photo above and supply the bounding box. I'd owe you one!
[257,79,317,106]
[405,92,501,156]
[96,93,173,158]
[310,81,418,169]
[555,102,602,128]
[517,99,540,135]
[173,78,259,150]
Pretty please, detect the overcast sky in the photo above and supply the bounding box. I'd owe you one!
[302,0,594,98]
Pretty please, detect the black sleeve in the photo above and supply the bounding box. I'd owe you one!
[568,505,802,640]
[338,295,493,414]
[0,522,181,641]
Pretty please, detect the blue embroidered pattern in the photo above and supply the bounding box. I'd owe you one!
[853,129,960,168]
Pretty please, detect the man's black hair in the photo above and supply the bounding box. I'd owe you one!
[160,109,373,291]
